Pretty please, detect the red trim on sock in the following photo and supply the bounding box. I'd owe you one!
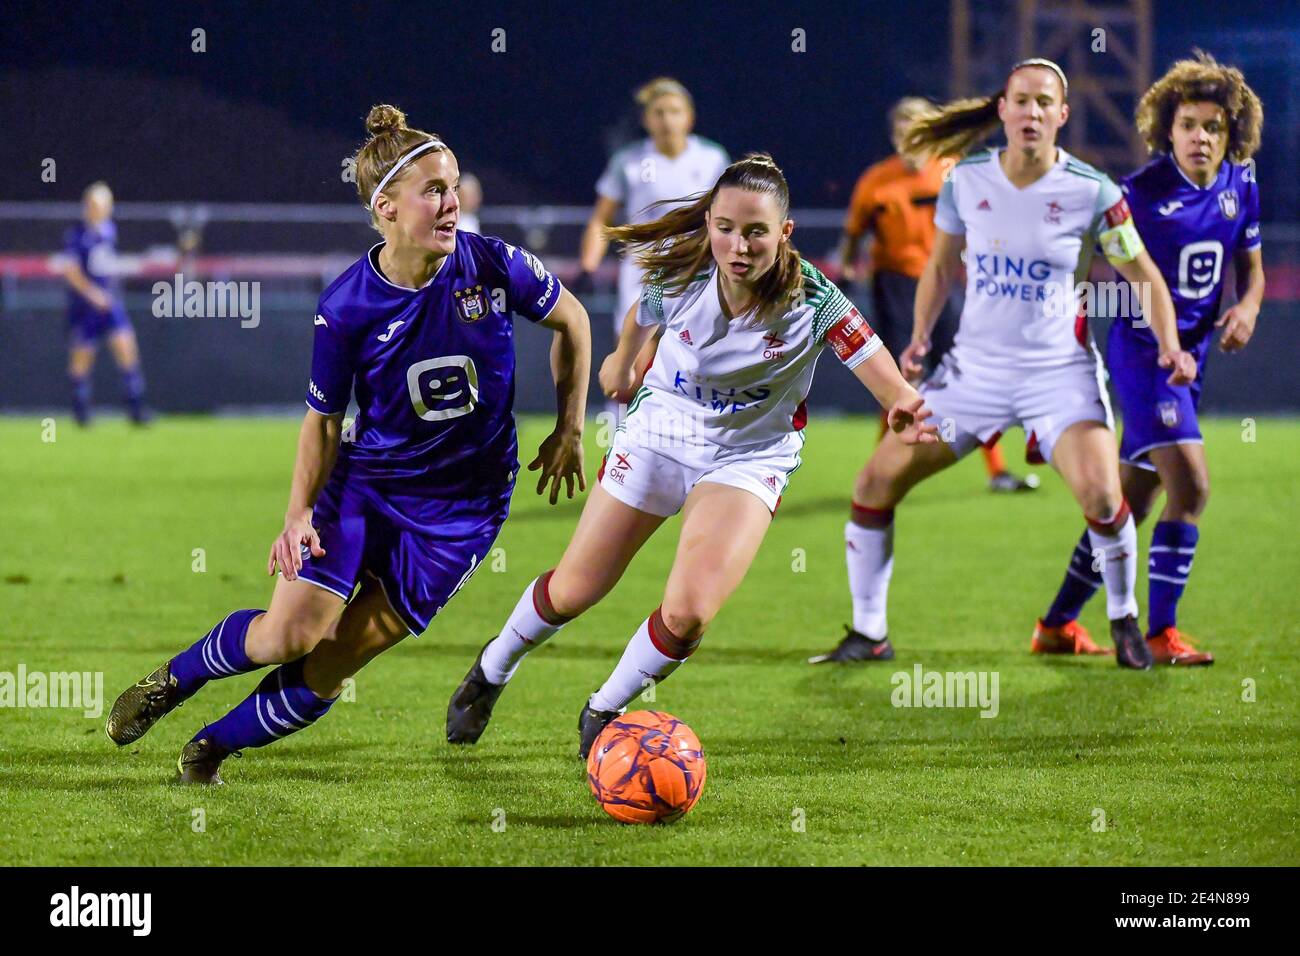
[531,569,571,625]
[1086,499,1132,536]
[648,608,697,659]
[850,502,894,528]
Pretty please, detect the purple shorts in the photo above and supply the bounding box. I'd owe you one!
[297,472,511,636]
[69,305,132,347]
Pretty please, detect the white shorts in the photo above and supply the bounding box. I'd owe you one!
[919,345,1114,465]
[597,420,804,517]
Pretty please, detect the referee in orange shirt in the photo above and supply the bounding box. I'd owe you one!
[839,97,1036,492]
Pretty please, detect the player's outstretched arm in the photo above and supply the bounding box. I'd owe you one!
[576,196,621,288]
[903,228,964,381]
[269,410,343,579]
[1217,246,1265,352]
[531,287,591,504]
[599,301,659,403]
[852,348,938,445]
[1113,252,1197,385]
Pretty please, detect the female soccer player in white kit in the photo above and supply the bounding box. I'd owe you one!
[576,77,730,416]
[448,153,937,755]
[817,59,1198,669]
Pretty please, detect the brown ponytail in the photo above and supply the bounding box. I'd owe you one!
[900,94,1003,160]
[605,152,803,309]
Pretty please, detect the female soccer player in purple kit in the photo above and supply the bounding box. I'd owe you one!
[1038,53,1265,665]
[106,106,592,784]
[58,182,149,425]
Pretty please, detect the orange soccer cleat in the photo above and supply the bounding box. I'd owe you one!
[1146,627,1214,666]
[1031,618,1112,656]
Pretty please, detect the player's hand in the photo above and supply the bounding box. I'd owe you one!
[1158,349,1198,386]
[898,337,930,384]
[887,396,939,444]
[528,427,586,505]
[86,287,113,313]
[268,508,324,580]
[599,353,639,405]
[1216,303,1258,353]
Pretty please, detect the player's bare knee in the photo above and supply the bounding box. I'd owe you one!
[660,597,711,643]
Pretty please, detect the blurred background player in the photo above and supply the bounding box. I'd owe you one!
[1037,52,1265,665]
[575,77,730,419]
[813,59,1198,668]
[456,172,482,234]
[839,97,1035,493]
[105,106,591,784]
[446,154,936,756]
[57,182,149,425]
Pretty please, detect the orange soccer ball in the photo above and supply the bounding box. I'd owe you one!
[586,710,707,825]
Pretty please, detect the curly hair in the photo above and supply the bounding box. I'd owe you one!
[1137,51,1263,162]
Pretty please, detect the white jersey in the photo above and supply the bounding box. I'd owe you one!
[597,135,730,326]
[625,260,882,449]
[935,147,1142,369]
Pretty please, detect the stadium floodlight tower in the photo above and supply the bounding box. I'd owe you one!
[950,0,1153,173]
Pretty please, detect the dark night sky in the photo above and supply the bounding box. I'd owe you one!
[3,0,1296,213]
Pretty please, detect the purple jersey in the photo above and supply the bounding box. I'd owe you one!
[1118,154,1261,350]
[63,220,121,309]
[306,232,563,498]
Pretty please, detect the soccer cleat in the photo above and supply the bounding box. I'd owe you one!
[988,470,1040,493]
[807,626,894,664]
[1147,627,1214,666]
[175,738,232,786]
[106,661,185,745]
[1031,618,1111,656]
[578,702,623,760]
[1109,615,1153,670]
[445,640,507,745]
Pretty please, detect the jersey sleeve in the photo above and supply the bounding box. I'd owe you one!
[1239,167,1262,251]
[1093,176,1145,265]
[595,150,626,203]
[635,280,666,328]
[306,307,355,416]
[933,174,963,235]
[809,271,882,369]
[495,239,563,323]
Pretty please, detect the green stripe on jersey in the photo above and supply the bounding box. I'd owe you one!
[642,282,665,322]
[799,259,854,344]
[956,149,995,167]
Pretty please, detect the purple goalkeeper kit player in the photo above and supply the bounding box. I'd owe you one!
[106,106,591,783]
[1039,53,1266,665]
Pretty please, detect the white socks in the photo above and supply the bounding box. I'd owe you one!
[589,611,689,713]
[845,511,894,639]
[481,574,569,685]
[1088,507,1140,621]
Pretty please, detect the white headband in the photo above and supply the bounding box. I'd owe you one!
[369,138,447,210]
[1011,58,1069,99]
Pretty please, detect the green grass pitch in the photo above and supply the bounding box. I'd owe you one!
[1,415,1296,865]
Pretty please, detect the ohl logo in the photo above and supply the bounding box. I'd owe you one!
[1044,200,1064,225]
[762,332,786,360]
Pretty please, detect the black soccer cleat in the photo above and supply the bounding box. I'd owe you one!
[1110,615,1154,670]
[807,626,895,664]
[175,738,233,786]
[106,661,185,746]
[446,640,507,745]
[988,470,1040,493]
[578,702,623,760]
